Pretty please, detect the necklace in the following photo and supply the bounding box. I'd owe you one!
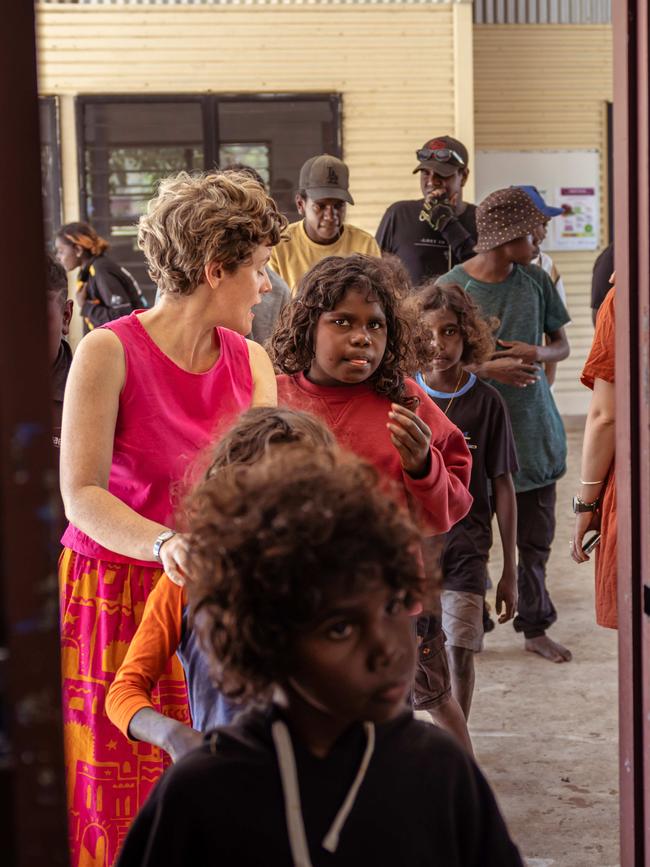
[442,368,466,417]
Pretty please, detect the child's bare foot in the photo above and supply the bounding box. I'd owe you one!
[525,635,572,663]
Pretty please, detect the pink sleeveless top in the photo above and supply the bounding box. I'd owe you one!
[62,312,253,564]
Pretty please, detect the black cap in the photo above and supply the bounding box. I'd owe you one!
[413,136,469,176]
[298,155,354,204]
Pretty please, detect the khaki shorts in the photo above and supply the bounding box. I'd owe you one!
[441,590,484,653]
[413,626,452,711]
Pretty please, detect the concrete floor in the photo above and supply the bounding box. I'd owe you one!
[472,428,619,867]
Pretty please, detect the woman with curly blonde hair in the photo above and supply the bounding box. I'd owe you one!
[58,171,286,867]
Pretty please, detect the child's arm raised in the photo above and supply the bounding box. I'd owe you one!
[389,395,473,535]
[492,473,518,623]
[387,404,432,478]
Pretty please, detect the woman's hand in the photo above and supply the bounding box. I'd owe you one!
[387,404,432,479]
[570,510,600,563]
[159,533,192,586]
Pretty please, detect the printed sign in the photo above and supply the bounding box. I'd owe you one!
[552,187,599,250]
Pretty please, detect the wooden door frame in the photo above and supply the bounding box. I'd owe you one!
[613,1,650,864]
[0,3,68,865]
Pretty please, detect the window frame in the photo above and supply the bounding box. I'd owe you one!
[39,95,63,245]
[75,91,342,222]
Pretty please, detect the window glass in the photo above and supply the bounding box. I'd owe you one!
[39,97,62,250]
[81,101,204,300]
[218,99,339,221]
[80,96,340,297]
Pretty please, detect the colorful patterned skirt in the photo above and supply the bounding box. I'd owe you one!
[59,548,190,867]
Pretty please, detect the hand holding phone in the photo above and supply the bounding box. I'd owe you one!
[581,532,601,555]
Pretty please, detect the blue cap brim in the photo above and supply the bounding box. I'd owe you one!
[542,205,564,218]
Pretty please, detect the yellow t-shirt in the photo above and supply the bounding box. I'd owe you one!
[269,220,381,295]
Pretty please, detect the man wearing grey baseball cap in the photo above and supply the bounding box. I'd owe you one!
[269,154,380,294]
[376,136,477,286]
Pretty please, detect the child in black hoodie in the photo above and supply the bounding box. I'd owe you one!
[117,447,523,867]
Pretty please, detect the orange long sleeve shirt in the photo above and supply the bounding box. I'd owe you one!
[106,576,186,739]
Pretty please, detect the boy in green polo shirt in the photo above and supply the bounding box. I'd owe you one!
[438,187,572,664]
[269,154,380,294]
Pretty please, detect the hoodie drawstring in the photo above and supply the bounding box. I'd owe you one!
[271,719,376,867]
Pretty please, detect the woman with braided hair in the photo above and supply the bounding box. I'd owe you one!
[55,221,147,331]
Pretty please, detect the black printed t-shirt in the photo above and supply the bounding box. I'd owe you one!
[52,339,72,450]
[376,200,477,287]
[78,253,146,330]
[117,706,523,867]
[416,373,519,595]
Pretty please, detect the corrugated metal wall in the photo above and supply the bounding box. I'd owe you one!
[474,0,610,24]
[474,23,612,413]
[36,3,459,237]
[39,0,463,5]
[39,0,609,22]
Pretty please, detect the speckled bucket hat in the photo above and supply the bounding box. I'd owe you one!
[474,187,547,253]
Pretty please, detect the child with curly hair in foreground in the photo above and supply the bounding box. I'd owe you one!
[116,447,523,867]
[106,407,336,761]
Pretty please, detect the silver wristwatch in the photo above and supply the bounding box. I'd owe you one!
[153,529,176,563]
[571,495,599,514]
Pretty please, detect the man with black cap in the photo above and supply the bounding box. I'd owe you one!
[376,136,477,286]
[269,154,380,294]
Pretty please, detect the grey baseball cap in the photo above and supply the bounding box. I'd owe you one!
[298,155,354,205]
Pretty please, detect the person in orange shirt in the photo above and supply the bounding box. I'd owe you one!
[570,285,617,628]
[105,407,336,761]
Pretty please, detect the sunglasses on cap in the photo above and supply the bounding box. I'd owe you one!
[416,146,465,167]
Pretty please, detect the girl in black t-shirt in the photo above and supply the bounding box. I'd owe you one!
[413,282,519,721]
[55,221,147,331]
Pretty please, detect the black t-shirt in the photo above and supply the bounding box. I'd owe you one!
[417,374,519,594]
[591,243,614,312]
[51,339,72,450]
[117,706,523,867]
[79,254,146,330]
[376,200,477,287]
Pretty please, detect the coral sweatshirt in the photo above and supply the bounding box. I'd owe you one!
[277,373,472,536]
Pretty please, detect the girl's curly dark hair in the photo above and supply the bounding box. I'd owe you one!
[174,407,335,524]
[412,281,498,366]
[204,406,335,477]
[186,447,422,703]
[269,254,434,408]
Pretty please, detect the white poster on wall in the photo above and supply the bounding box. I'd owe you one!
[475,150,601,251]
[552,187,599,250]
